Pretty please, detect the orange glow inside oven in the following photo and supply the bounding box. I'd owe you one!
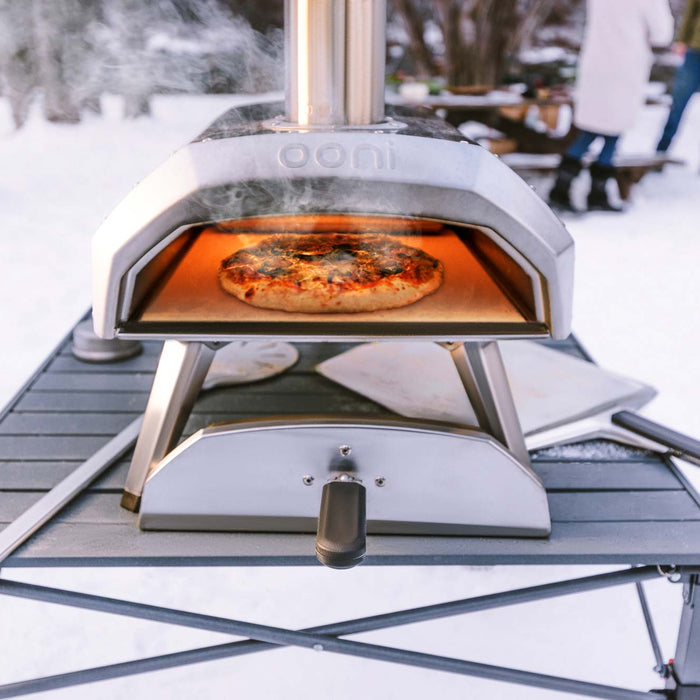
[128,214,541,329]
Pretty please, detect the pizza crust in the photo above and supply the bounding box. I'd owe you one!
[218,233,444,314]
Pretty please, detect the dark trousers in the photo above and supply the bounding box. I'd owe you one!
[566,130,619,167]
[657,48,700,152]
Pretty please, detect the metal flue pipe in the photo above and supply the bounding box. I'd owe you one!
[285,0,386,126]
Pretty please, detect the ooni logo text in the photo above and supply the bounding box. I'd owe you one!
[278,142,396,170]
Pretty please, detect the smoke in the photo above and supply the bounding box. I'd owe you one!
[108,0,285,96]
[0,0,284,126]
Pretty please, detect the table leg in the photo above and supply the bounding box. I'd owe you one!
[615,172,633,201]
[668,575,700,699]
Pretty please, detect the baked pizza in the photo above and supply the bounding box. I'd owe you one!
[218,233,444,313]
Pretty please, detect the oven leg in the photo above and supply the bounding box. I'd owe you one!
[668,575,700,698]
[444,341,530,466]
[121,340,217,512]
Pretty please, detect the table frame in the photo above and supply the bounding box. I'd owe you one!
[2,321,700,697]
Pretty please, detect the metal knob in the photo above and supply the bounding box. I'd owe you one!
[315,476,366,569]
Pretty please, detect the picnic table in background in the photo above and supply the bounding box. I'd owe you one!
[388,85,576,154]
[389,84,674,154]
[389,85,684,199]
[501,152,685,201]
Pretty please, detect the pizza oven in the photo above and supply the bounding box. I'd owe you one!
[92,127,572,343]
[91,0,574,568]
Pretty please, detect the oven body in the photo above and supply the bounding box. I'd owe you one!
[93,106,573,344]
[90,32,574,566]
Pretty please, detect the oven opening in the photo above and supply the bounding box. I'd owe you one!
[119,214,546,339]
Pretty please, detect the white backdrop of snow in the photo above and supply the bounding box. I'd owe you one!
[0,92,699,699]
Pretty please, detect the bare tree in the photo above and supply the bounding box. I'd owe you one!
[32,0,82,122]
[390,0,555,86]
[70,0,104,115]
[0,0,105,127]
[104,0,155,118]
[390,0,440,78]
[0,0,37,128]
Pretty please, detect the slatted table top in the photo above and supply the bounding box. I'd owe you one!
[1,326,699,567]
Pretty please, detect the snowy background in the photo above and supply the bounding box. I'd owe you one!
[0,91,699,698]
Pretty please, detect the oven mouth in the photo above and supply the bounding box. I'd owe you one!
[116,213,548,341]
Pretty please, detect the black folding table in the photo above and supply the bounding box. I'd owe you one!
[1,324,700,699]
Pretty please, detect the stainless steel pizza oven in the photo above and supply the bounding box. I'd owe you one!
[91,0,574,568]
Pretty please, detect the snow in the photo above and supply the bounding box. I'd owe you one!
[0,93,279,406]
[519,46,576,65]
[565,102,700,446]
[532,440,652,461]
[1,92,700,698]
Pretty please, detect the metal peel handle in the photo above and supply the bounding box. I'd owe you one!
[612,411,700,466]
[316,478,367,569]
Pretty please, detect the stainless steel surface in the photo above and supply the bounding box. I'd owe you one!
[447,341,530,466]
[139,417,550,535]
[285,0,385,126]
[116,330,548,344]
[316,340,656,437]
[93,26,571,538]
[345,0,386,125]
[92,132,573,340]
[524,413,664,454]
[0,416,143,563]
[285,0,346,125]
[72,319,141,363]
[122,340,216,510]
[525,410,700,466]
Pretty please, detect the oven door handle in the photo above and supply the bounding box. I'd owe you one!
[316,478,367,569]
[612,410,700,466]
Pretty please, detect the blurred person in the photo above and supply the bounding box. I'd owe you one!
[549,0,673,213]
[656,0,700,153]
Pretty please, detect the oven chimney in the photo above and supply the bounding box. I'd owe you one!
[285,0,386,126]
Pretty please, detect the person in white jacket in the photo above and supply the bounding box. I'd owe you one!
[549,0,674,212]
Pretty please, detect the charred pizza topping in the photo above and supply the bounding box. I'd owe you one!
[218,232,444,313]
[220,234,440,289]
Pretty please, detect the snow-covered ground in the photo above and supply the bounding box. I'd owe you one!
[0,93,699,699]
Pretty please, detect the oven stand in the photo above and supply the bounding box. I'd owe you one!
[121,340,532,512]
[444,341,530,466]
[121,340,218,512]
[0,565,696,699]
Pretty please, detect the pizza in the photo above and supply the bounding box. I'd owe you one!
[218,233,444,313]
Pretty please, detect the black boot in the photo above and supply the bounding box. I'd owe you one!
[587,162,623,212]
[548,155,583,213]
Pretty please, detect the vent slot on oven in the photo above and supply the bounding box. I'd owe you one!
[119,214,548,340]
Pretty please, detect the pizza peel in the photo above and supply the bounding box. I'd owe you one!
[316,341,658,451]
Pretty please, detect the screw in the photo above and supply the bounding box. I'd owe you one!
[313,644,324,652]
[375,477,386,487]
[302,475,314,486]
[339,445,351,457]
